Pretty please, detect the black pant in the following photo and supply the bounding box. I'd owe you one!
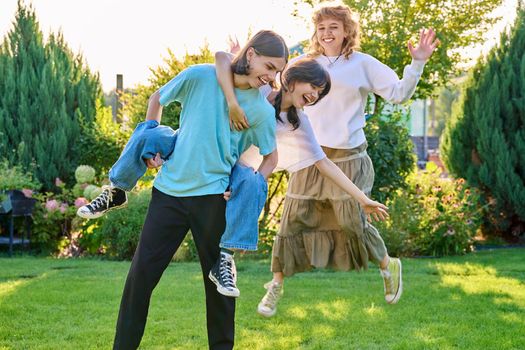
[113,187,235,350]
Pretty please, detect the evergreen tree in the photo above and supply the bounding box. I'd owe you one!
[441,4,525,237]
[0,1,122,189]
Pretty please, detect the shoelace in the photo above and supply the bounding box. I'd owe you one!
[263,283,281,307]
[89,187,113,210]
[220,256,236,289]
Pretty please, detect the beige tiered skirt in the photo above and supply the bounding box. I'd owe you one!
[271,142,388,276]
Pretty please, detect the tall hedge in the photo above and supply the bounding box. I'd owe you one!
[0,1,121,189]
[441,5,525,237]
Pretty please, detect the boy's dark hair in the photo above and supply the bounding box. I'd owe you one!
[274,58,331,130]
[231,30,289,75]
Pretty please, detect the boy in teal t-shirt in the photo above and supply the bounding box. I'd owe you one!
[154,64,276,197]
[110,30,288,350]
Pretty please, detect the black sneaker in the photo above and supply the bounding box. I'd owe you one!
[208,252,240,298]
[77,186,127,219]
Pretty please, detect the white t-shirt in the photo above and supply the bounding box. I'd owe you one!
[240,108,326,173]
[292,52,425,149]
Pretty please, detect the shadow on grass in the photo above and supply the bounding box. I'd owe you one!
[233,248,525,349]
[0,249,524,349]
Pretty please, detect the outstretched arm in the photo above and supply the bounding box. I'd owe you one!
[370,28,440,104]
[314,158,388,222]
[215,51,250,131]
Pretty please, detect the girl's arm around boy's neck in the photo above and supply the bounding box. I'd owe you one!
[215,51,250,131]
[145,90,163,123]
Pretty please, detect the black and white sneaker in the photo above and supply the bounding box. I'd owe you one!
[209,252,240,298]
[76,186,128,219]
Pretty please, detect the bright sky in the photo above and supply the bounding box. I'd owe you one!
[1,0,314,91]
[0,0,518,92]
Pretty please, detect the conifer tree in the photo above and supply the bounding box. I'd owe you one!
[441,4,525,236]
[0,1,119,189]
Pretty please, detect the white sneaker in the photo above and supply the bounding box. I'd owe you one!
[257,281,283,317]
[380,257,403,304]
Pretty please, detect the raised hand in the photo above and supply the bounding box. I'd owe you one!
[361,198,389,222]
[227,35,241,55]
[408,28,440,61]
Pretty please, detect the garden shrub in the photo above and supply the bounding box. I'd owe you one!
[364,109,416,203]
[31,179,80,252]
[377,162,483,256]
[30,165,99,253]
[0,159,42,194]
[83,189,197,261]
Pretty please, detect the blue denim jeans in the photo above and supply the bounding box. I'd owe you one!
[109,120,178,191]
[108,121,267,251]
[220,163,268,251]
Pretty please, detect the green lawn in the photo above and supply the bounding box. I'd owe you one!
[1,249,524,349]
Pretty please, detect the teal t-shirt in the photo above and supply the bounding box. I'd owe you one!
[154,64,276,197]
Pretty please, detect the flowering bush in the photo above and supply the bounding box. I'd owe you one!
[377,162,483,256]
[31,163,102,253]
[83,184,102,200]
[32,181,79,251]
[0,159,41,203]
[75,165,96,184]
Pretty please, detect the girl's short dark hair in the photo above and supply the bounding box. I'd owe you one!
[231,30,289,75]
[274,58,331,130]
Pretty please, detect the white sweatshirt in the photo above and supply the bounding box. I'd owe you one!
[293,52,425,149]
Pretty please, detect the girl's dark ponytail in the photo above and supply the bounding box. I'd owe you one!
[273,90,301,131]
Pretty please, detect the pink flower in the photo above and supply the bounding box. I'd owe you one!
[74,197,89,208]
[55,178,64,187]
[444,226,456,236]
[22,188,33,198]
[59,203,69,214]
[45,199,59,212]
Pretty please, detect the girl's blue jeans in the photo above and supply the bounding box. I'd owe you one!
[108,120,267,251]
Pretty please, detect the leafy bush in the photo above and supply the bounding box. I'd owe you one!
[0,159,42,192]
[76,103,130,177]
[30,164,100,253]
[83,189,197,261]
[75,165,96,184]
[31,180,80,252]
[365,109,416,203]
[83,185,101,200]
[377,162,483,256]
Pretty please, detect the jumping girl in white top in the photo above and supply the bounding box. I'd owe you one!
[218,1,439,317]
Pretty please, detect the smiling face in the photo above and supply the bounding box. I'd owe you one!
[315,17,346,56]
[287,81,326,109]
[246,47,287,89]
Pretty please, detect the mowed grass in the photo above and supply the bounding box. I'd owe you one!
[0,249,524,349]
